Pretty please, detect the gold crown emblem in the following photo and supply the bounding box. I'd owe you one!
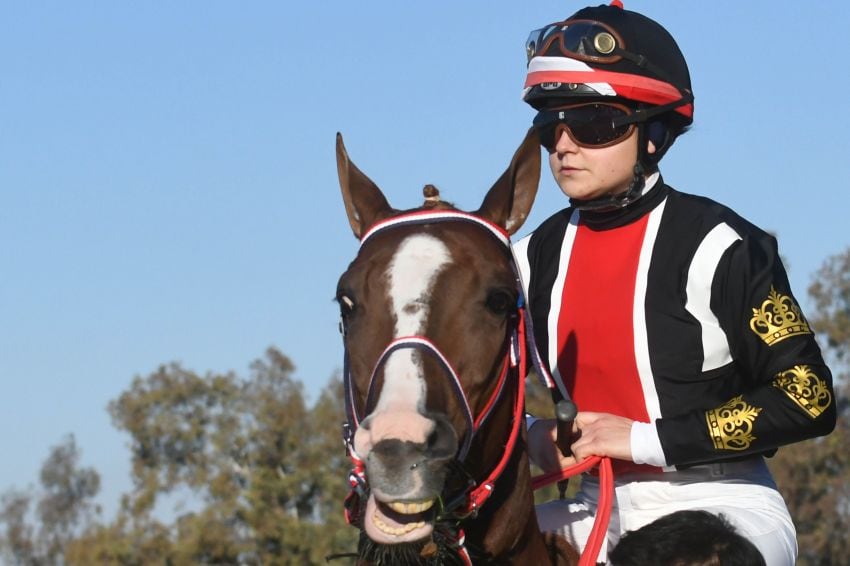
[706,396,762,451]
[773,365,832,419]
[749,286,811,346]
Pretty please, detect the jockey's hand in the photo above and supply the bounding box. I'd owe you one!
[527,418,577,473]
[570,411,634,462]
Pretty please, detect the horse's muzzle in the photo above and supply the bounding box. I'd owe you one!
[355,410,459,544]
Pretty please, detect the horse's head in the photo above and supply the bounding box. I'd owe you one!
[335,130,541,553]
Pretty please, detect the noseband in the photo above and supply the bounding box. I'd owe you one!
[339,210,559,563]
[352,335,513,462]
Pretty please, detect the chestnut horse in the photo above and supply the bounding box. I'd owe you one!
[335,129,578,565]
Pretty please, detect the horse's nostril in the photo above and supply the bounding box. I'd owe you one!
[425,415,458,460]
[372,438,407,459]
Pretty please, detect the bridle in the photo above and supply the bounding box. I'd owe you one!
[340,210,553,564]
[348,334,514,464]
[338,210,612,566]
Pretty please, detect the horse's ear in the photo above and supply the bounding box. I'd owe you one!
[476,128,541,235]
[336,133,393,239]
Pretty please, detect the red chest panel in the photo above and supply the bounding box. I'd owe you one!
[557,215,651,425]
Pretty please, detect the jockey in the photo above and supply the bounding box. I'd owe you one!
[515,2,836,564]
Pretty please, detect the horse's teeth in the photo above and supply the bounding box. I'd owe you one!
[373,512,426,535]
[387,499,435,514]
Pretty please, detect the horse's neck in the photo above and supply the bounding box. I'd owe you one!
[465,400,552,563]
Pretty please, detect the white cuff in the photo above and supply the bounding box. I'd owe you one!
[630,420,668,467]
[525,413,540,432]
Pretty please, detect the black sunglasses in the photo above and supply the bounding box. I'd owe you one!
[534,102,637,151]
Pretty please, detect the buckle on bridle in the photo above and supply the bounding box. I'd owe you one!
[342,422,354,451]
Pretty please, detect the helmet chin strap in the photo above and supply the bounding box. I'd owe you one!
[569,123,650,212]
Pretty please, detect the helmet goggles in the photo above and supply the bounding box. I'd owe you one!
[533,102,637,151]
[526,20,624,64]
[524,12,695,121]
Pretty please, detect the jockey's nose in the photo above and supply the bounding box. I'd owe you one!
[555,126,579,154]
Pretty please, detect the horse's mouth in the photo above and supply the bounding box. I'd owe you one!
[378,498,436,526]
[364,494,437,543]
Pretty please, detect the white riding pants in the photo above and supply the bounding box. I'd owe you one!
[535,457,796,565]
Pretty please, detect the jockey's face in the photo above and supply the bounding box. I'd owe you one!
[547,129,657,202]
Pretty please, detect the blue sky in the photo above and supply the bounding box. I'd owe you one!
[2,1,849,519]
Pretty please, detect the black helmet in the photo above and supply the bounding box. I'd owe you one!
[523,1,693,130]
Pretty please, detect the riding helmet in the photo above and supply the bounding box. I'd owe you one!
[523,0,694,134]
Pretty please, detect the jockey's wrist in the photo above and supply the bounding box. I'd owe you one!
[630,420,668,467]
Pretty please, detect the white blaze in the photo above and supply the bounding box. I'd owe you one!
[375,234,451,413]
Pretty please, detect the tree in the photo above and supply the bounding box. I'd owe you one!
[0,435,100,565]
[239,348,355,564]
[808,249,850,364]
[769,247,850,565]
[0,490,36,565]
[37,435,101,561]
[64,347,358,565]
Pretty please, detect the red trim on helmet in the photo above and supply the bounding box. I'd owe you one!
[525,69,693,118]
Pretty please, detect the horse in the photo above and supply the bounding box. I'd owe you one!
[334,128,579,565]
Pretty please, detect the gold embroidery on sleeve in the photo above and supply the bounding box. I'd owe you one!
[773,365,832,419]
[706,396,762,451]
[749,286,811,346]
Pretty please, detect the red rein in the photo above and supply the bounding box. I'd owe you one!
[532,457,614,566]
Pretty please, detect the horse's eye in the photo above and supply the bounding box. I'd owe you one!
[336,293,357,336]
[485,289,516,316]
[337,293,356,317]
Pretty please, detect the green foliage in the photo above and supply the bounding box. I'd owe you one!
[808,248,850,365]
[107,363,245,515]
[525,373,556,420]
[1,348,358,565]
[0,491,36,565]
[0,435,101,565]
[769,246,850,565]
[101,347,358,564]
